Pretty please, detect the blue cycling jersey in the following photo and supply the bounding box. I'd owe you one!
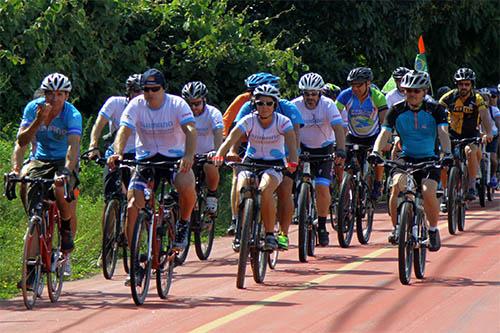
[20,97,82,160]
[234,99,304,126]
[383,100,448,159]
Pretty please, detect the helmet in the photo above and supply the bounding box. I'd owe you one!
[454,67,476,85]
[488,87,498,97]
[245,72,280,89]
[253,84,280,101]
[298,73,324,90]
[182,81,208,100]
[392,67,411,79]
[321,83,341,99]
[126,74,142,92]
[400,70,430,89]
[347,67,373,84]
[436,86,451,100]
[478,87,491,98]
[40,73,72,92]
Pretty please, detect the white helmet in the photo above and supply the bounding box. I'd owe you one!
[253,84,280,101]
[40,73,72,92]
[400,70,430,89]
[298,73,324,90]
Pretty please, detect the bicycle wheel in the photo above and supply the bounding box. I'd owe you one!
[329,177,340,231]
[193,195,216,260]
[251,222,268,283]
[487,185,492,201]
[156,218,175,299]
[458,166,468,231]
[398,202,414,285]
[47,209,63,303]
[356,170,374,244]
[22,222,42,310]
[337,173,355,248]
[130,211,152,305]
[102,199,120,279]
[237,198,253,289]
[268,221,280,269]
[447,167,459,235]
[307,207,317,257]
[478,159,486,207]
[413,210,427,279]
[297,182,311,262]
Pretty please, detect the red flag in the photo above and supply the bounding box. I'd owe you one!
[418,35,426,54]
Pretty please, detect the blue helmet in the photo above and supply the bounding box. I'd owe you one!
[245,72,280,89]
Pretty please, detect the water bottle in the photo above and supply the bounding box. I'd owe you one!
[412,224,418,241]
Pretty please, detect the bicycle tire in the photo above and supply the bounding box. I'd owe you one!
[458,166,468,231]
[251,222,267,283]
[478,160,486,207]
[297,182,311,262]
[120,200,129,274]
[337,173,355,248]
[193,195,216,260]
[356,170,374,244]
[236,198,253,289]
[130,211,152,305]
[268,221,280,269]
[156,217,175,299]
[398,202,414,285]
[487,185,492,202]
[102,199,120,279]
[413,210,427,279]
[447,167,459,235]
[22,222,42,310]
[47,207,63,303]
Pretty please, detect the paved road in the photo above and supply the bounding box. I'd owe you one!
[1,195,499,333]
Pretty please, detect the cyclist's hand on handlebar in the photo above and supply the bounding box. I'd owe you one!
[87,147,101,160]
[180,154,194,173]
[207,150,217,158]
[286,161,298,173]
[226,150,241,163]
[367,151,384,165]
[482,134,493,144]
[441,153,454,167]
[107,154,122,170]
[54,167,71,186]
[335,149,346,166]
[212,155,224,167]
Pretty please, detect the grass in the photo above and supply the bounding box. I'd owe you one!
[0,137,234,299]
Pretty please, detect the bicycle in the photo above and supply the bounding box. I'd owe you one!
[117,159,179,305]
[81,149,130,279]
[447,137,481,234]
[477,142,493,206]
[294,152,335,262]
[382,159,441,285]
[227,161,286,289]
[4,174,72,309]
[336,144,375,248]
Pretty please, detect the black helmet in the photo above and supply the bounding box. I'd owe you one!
[436,86,451,100]
[126,74,143,93]
[321,83,341,99]
[454,68,476,85]
[347,67,373,84]
[392,67,411,80]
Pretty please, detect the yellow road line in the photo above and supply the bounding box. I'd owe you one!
[190,211,497,333]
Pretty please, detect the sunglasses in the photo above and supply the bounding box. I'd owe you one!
[189,101,203,107]
[303,91,319,97]
[405,88,423,94]
[143,86,162,92]
[255,100,275,107]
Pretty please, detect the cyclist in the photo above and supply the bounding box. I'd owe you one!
[214,84,298,250]
[337,67,388,199]
[481,88,500,187]
[223,73,280,236]
[88,74,143,200]
[439,67,493,200]
[368,70,452,251]
[12,73,82,279]
[321,83,342,102]
[436,86,451,101]
[232,80,304,251]
[386,67,410,109]
[107,68,197,284]
[292,72,346,246]
[182,81,223,214]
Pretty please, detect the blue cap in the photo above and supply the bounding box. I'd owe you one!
[142,68,165,87]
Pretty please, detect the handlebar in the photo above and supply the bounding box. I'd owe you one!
[225,161,287,172]
[116,159,180,170]
[4,174,73,202]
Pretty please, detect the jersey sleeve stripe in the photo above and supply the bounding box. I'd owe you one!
[180,117,195,125]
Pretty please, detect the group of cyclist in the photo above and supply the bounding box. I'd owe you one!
[9,64,499,290]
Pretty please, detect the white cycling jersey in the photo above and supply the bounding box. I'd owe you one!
[236,112,293,160]
[120,93,195,159]
[291,95,343,149]
[99,96,136,154]
[386,88,405,109]
[195,104,223,154]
